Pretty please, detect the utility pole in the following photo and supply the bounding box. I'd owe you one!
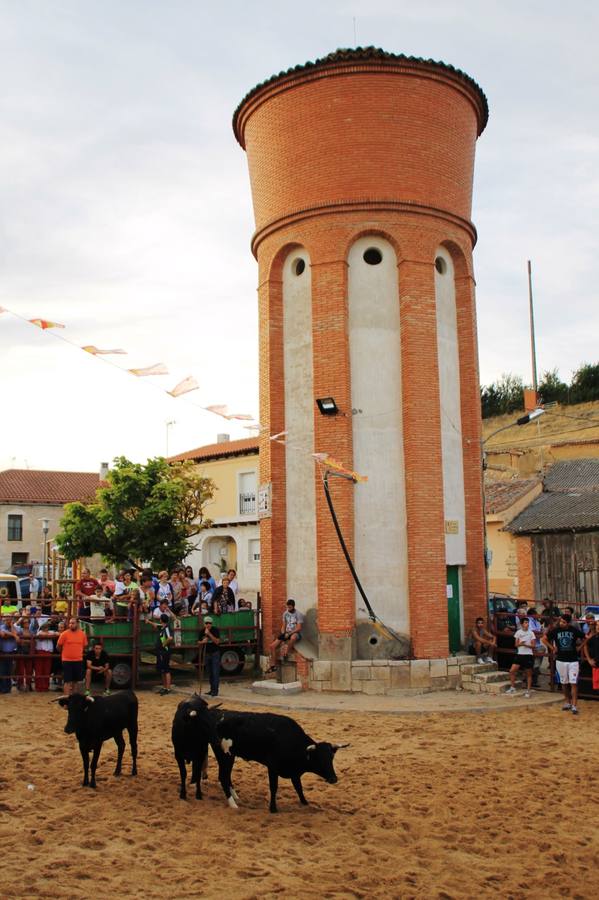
[527,260,538,398]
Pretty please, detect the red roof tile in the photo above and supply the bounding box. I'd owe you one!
[0,469,101,505]
[168,437,259,463]
[485,478,540,514]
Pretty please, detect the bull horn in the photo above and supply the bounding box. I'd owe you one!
[50,697,64,703]
[87,696,95,703]
[333,742,350,749]
[189,710,197,717]
[209,702,222,710]
[306,744,316,752]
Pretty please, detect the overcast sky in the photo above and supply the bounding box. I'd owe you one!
[1,0,597,473]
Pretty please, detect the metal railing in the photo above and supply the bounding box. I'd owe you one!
[239,491,256,515]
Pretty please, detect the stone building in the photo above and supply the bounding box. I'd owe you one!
[233,47,489,683]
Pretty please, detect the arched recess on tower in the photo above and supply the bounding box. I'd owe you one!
[282,246,318,610]
[347,234,410,636]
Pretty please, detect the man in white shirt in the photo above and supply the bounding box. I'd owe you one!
[28,574,40,600]
[267,599,305,673]
[506,617,536,698]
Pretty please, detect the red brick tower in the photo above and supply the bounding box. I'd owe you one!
[233,48,488,662]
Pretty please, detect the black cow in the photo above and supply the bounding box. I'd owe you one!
[215,711,349,813]
[171,694,239,806]
[58,690,138,789]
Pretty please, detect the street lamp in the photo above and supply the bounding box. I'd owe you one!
[165,419,176,457]
[41,518,49,591]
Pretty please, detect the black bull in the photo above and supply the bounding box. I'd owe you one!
[172,698,349,813]
[57,690,138,789]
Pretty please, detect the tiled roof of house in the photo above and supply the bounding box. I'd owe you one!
[168,437,259,464]
[233,46,489,143]
[485,479,540,514]
[0,469,101,505]
[506,459,599,534]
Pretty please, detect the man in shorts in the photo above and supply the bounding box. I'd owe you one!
[506,616,536,698]
[267,599,304,673]
[85,642,112,695]
[542,613,584,715]
[57,617,88,696]
[468,617,496,664]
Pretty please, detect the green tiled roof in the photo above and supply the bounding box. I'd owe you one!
[233,46,489,142]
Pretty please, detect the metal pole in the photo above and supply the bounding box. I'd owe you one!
[527,260,538,397]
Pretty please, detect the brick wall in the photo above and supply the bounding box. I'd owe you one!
[516,536,535,601]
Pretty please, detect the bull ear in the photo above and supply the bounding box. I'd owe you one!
[57,697,69,707]
[306,744,316,752]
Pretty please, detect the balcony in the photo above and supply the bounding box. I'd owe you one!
[239,491,256,516]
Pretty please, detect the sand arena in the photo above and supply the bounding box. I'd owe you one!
[1,692,597,899]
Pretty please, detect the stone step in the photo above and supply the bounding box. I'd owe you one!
[474,671,511,684]
[461,663,497,675]
[481,680,512,694]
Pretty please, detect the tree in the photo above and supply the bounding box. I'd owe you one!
[56,457,215,570]
[480,373,525,418]
[538,368,568,405]
[570,362,599,404]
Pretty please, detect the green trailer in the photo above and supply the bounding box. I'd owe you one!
[86,609,260,688]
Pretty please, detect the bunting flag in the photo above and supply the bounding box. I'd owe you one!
[128,363,169,377]
[29,318,65,330]
[0,306,6,314]
[270,430,288,441]
[82,345,127,355]
[167,375,199,398]
[204,404,230,418]
[313,453,368,483]
[226,412,254,421]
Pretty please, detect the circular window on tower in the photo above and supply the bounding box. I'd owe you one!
[363,247,383,266]
[293,258,306,276]
[435,256,447,275]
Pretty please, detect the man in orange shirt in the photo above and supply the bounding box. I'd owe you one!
[57,617,88,695]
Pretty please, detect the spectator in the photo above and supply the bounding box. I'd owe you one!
[198,615,221,697]
[184,566,198,605]
[542,613,584,716]
[14,616,34,691]
[113,571,135,618]
[28,572,40,600]
[56,617,88,696]
[0,615,19,694]
[267,599,304,672]
[191,581,213,615]
[198,566,216,593]
[211,577,235,614]
[89,585,108,620]
[541,597,561,618]
[222,568,239,597]
[54,592,69,616]
[85,642,112,695]
[138,576,155,615]
[582,626,599,691]
[169,571,183,609]
[155,571,174,608]
[173,570,190,617]
[148,614,173,695]
[467,617,496,664]
[75,568,100,606]
[34,619,58,692]
[526,608,545,687]
[581,613,596,637]
[98,568,115,595]
[40,586,53,616]
[506,617,536,698]
[152,599,175,622]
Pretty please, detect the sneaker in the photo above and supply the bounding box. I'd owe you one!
[505,687,517,695]
[103,690,111,696]
[571,706,579,715]
[476,657,485,665]
[158,688,167,695]
[562,703,572,711]
[484,656,494,664]
[84,690,91,697]
[524,691,531,698]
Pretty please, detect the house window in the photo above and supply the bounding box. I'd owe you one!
[7,514,23,541]
[239,471,257,516]
[248,539,260,563]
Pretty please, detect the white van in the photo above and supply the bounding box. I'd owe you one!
[0,573,23,611]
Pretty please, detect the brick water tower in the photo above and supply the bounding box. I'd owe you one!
[233,48,489,666]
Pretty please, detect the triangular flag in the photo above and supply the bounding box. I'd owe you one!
[29,318,65,330]
[167,376,199,398]
[128,363,169,377]
[205,405,230,418]
[271,431,288,441]
[225,413,254,421]
[82,345,127,355]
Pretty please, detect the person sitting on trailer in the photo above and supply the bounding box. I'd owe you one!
[266,599,304,673]
[85,642,112,695]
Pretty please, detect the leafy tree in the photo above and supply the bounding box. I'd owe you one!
[56,457,214,570]
[538,368,568,405]
[480,373,525,418]
[570,362,599,404]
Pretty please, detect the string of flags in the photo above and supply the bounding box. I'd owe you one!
[1,304,367,479]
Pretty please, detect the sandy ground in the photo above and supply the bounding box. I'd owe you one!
[1,691,597,900]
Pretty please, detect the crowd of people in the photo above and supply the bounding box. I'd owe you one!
[468,599,599,714]
[0,564,253,697]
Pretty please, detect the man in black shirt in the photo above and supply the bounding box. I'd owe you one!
[198,615,221,697]
[85,642,112,695]
[583,628,599,692]
[542,614,584,715]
